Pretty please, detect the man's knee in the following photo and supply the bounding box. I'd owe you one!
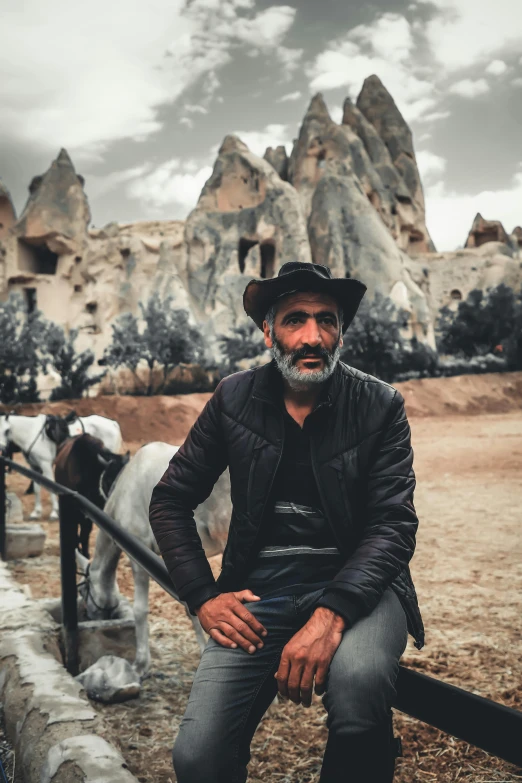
[325,653,398,733]
[173,727,234,783]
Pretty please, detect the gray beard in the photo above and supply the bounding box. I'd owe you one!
[271,334,341,391]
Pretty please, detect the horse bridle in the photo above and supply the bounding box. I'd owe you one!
[98,463,125,503]
[77,561,120,618]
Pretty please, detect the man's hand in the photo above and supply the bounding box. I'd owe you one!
[196,590,267,654]
[275,607,345,707]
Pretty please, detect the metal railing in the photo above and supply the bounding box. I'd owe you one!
[0,455,521,769]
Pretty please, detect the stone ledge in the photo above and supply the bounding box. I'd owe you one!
[0,563,139,783]
[5,523,46,560]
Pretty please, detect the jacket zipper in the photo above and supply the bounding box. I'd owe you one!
[245,397,285,563]
[308,401,346,554]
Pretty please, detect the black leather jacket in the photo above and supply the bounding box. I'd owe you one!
[149,360,425,650]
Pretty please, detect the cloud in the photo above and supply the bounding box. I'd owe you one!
[416,151,446,184]
[232,124,291,157]
[414,110,451,124]
[276,90,302,103]
[306,13,437,122]
[184,104,209,114]
[485,59,508,76]
[126,159,213,215]
[86,165,151,199]
[348,13,414,64]
[0,0,298,159]
[425,173,522,251]
[424,0,522,72]
[276,46,304,77]
[512,77,522,88]
[179,117,194,129]
[448,78,490,98]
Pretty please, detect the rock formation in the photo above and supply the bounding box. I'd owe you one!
[182,135,310,341]
[263,146,289,181]
[512,226,522,248]
[465,213,509,248]
[0,150,92,338]
[356,76,433,253]
[286,94,435,345]
[0,179,16,241]
[411,241,522,317]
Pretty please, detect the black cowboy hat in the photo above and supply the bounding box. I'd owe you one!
[243,261,367,332]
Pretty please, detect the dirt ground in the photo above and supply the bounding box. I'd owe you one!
[4,378,522,782]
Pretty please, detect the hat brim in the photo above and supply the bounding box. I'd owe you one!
[243,268,367,332]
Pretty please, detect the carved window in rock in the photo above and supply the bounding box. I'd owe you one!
[238,238,276,279]
[450,289,463,301]
[17,239,58,275]
[238,238,258,274]
[24,287,37,314]
[260,242,275,279]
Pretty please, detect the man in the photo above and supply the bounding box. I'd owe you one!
[149,261,424,783]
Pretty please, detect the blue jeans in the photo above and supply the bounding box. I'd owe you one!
[173,587,407,783]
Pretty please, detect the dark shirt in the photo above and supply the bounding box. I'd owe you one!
[244,405,342,598]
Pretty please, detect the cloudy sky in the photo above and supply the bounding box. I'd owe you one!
[1,0,521,251]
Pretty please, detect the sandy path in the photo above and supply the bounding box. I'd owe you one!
[5,411,522,782]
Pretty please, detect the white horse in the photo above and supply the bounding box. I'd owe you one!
[0,413,122,520]
[75,441,231,677]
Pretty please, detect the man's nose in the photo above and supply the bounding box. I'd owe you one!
[300,318,322,346]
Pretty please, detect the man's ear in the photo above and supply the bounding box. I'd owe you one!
[339,335,343,348]
[262,320,273,349]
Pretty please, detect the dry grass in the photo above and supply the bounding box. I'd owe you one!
[6,411,522,782]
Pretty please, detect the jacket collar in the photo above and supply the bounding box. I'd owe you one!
[252,359,343,410]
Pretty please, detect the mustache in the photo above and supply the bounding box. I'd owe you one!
[290,345,332,365]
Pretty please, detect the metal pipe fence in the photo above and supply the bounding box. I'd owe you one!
[0,454,521,769]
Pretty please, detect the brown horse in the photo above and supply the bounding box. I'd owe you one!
[54,434,129,558]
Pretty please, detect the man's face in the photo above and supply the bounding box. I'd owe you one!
[262,292,343,389]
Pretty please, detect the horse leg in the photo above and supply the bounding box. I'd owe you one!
[78,513,93,559]
[29,473,43,520]
[40,460,59,520]
[129,560,151,678]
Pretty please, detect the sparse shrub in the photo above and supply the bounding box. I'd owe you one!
[44,326,106,400]
[102,292,205,394]
[341,293,437,382]
[218,321,267,374]
[0,295,47,404]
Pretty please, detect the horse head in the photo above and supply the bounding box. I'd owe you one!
[75,549,122,620]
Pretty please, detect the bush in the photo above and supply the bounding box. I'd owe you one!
[0,295,47,404]
[44,326,106,400]
[218,321,267,374]
[341,293,438,383]
[102,293,205,395]
[437,284,522,366]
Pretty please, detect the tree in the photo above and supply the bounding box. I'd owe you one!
[437,284,521,360]
[0,295,47,404]
[102,293,205,394]
[44,326,106,400]
[218,321,267,374]
[340,293,437,382]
